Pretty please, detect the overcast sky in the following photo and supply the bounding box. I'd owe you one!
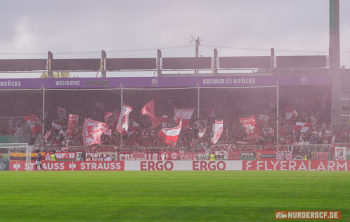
[1,0,350,78]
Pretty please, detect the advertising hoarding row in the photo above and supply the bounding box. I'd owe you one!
[9,160,350,171]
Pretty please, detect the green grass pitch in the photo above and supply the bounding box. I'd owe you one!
[0,171,349,221]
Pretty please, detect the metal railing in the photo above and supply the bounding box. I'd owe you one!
[34,144,332,154]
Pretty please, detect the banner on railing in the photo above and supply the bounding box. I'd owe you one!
[334,147,346,160]
[228,151,240,160]
[255,151,276,161]
[240,151,255,160]
[317,152,329,160]
[118,152,159,161]
[44,152,76,161]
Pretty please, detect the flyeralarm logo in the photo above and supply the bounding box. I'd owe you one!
[275,211,341,219]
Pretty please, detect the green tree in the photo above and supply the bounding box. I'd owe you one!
[40,71,77,78]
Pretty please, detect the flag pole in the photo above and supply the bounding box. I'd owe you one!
[120,83,123,151]
[42,84,45,151]
[277,81,279,151]
[197,82,200,120]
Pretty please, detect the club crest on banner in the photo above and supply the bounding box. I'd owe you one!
[239,116,260,141]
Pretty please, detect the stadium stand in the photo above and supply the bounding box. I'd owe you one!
[1,84,344,154]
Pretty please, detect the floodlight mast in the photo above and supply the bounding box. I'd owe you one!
[191,36,202,75]
[120,83,123,151]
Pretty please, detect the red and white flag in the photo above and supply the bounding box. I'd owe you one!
[286,106,298,120]
[116,104,132,132]
[211,120,223,144]
[25,115,42,137]
[141,99,161,129]
[156,115,169,128]
[128,121,139,137]
[95,102,106,111]
[52,121,63,131]
[276,151,293,160]
[82,118,108,146]
[57,107,67,118]
[257,115,270,127]
[292,122,312,133]
[67,114,79,137]
[239,116,260,141]
[44,130,52,143]
[159,120,182,146]
[198,128,206,140]
[174,108,194,127]
[104,129,112,136]
[205,104,216,117]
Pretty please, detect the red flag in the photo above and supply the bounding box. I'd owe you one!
[198,128,206,140]
[57,107,67,118]
[156,115,169,128]
[292,122,312,132]
[286,106,298,120]
[141,99,161,129]
[174,108,194,127]
[82,118,108,146]
[44,130,52,144]
[159,120,182,146]
[239,116,260,141]
[25,115,42,137]
[67,114,79,137]
[211,120,223,144]
[257,115,270,127]
[116,104,132,132]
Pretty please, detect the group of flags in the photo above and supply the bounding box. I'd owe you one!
[26,99,314,148]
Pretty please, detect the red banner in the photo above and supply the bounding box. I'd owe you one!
[317,152,329,160]
[10,161,124,171]
[243,160,349,171]
[255,151,276,161]
[159,151,180,160]
[118,152,159,161]
[239,116,260,141]
[44,152,76,160]
[228,151,240,160]
[86,153,116,161]
[67,114,79,137]
[179,152,197,160]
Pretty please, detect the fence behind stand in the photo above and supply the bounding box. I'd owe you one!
[24,144,335,161]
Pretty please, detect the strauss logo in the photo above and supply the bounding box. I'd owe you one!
[69,163,76,171]
[13,162,20,171]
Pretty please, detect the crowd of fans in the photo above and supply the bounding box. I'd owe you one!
[0,85,348,152]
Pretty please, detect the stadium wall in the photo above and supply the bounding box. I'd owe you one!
[8,160,350,171]
[0,75,329,89]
